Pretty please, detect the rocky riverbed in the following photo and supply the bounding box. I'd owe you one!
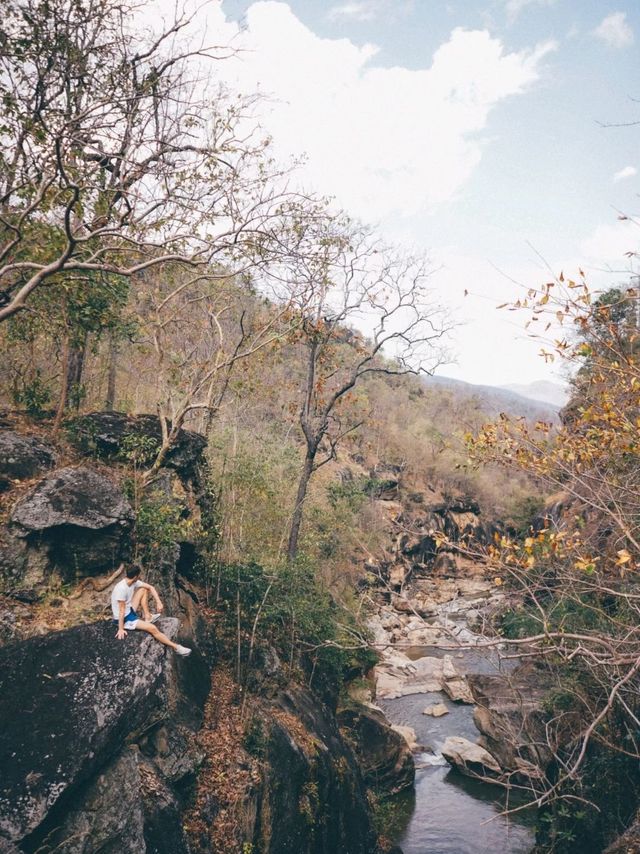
[366,575,538,854]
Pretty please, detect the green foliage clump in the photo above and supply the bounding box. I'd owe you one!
[133,498,192,564]
[211,557,373,690]
[121,432,161,467]
[537,732,640,853]
[11,370,51,416]
[4,271,132,417]
[508,494,545,537]
[500,590,620,641]
[326,478,368,511]
[327,475,395,509]
[499,607,542,640]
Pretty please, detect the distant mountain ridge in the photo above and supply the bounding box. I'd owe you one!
[424,374,561,421]
[500,380,569,408]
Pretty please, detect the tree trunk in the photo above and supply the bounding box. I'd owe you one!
[53,335,71,433]
[287,447,316,562]
[53,333,88,432]
[66,343,86,410]
[105,333,118,410]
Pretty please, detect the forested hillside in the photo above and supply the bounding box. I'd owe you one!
[0,279,549,591]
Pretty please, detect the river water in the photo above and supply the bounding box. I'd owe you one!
[380,646,536,854]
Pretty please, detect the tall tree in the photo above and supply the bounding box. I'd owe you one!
[282,219,450,561]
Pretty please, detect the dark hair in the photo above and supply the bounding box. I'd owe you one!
[126,564,142,579]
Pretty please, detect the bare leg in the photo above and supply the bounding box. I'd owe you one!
[134,620,179,650]
[131,587,152,621]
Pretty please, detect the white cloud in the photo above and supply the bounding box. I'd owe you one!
[613,165,637,183]
[327,1,413,22]
[327,2,377,22]
[594,12,634,49]
[208,2,555,220]
[504,0,555,23]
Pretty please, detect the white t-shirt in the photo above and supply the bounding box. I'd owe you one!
[111,579,141,619]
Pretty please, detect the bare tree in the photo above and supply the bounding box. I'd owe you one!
[137,264,304,482]
[280,218,450,561]
[0,0,303,324]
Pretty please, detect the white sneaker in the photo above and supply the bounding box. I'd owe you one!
[150,613,161,624]
[175,645,192,656]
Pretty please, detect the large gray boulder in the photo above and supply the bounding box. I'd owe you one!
[11,465,133,533]
[0,618,178,844]
[10,466,133,577]
[43,749,147,854]
[441,655,474,704]
[41,748,190,854]
[67,412,206,477]
[441,736,501,779]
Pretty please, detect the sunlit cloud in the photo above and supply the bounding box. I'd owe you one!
[504,0,556,23]
[327,2,377,22]
[594,12,634,49]
[613,166,637,183]
[208,2,556,220]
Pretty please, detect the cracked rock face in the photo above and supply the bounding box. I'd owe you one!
[0,618,178,844]
[338,706,415,796]
[469,664,553,774]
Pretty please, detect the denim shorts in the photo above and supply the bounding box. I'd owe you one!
[113,608,139,630]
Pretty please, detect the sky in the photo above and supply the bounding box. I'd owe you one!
[171,0,639,386]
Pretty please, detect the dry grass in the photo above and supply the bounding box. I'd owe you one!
[184,669,261,854]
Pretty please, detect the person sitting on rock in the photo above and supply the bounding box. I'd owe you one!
[111,564,191,656]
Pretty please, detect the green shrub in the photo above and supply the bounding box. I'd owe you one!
[210,557,372,690]
[11,371,51,416]
[134,498,192,563]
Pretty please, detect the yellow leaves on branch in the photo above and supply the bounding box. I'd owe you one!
[574,556,599,573]
[477,275,640,580]
[615,549,632,567]
[433,531,449,550]
[488,528,573,573]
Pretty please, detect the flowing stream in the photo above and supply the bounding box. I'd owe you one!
[379,645,537,854]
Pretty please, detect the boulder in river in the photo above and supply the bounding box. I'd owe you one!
[469,663,553,774]
[375,653,445,699]
[441,655,474,703]
[423,703,449,717]
[441,736,501,779]
[391,725,419,751]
